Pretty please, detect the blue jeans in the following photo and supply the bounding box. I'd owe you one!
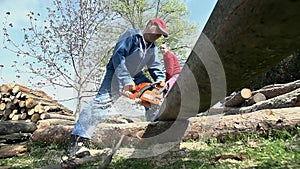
[71,72,155,139]
[71,93,112,139]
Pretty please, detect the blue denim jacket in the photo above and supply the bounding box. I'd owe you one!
[97,29,165,96]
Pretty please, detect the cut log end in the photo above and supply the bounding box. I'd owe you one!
[241,88,252,99]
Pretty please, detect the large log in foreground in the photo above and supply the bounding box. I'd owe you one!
[91,107,300,146]
[186,107,300,140]
[157,0,300,120]
[30,107,300,146]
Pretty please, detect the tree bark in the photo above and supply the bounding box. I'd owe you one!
[37,119,75,126]
[0,121,37,135]
[40,112,75,121]
[0,144,28,158]
[187,107,300,140]
[0,133,31,142]
[157,0,300,120]
[30,107,300,146]
[31,125,73,144]
[94,107,300,146]
[0,83,73,122]
[224,80,300,107]
[223,88,300,115]
[245,92,266,106]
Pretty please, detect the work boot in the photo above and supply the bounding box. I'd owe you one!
[65,135,91,159]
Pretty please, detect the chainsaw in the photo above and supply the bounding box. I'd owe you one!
[122,82,167,108]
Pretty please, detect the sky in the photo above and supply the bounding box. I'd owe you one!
[0,0,218,110]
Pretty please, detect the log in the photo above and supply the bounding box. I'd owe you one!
[224,88,253,107]
[204,88,300,115]
[15,91,23,99]
[187,107,300,140]
[89,107,300,147]
[12,98,19,105]
[0,84,12,93]
[0,121,37,135]
[9,109,18,119]
[40,113,75,121]
[20,112,27,120]
[225,92,247,107]
[0,133,31,142]
[0,103,6,111]
[1,109,12,121]
[31,113,40,123]
[9,95,15,101]
[246,92,266,106]
[1,98,11,103]
[224,88,300,115]
[11,85,20,95]
[30,107,300,145]
[44,105,63,112]
[0,144,28,158]
[37,119,75,126]
[240,88,252,99]
[34,103,44,113]
[24,95,72,114]
[31,125,73,144]
[13,84,53,100]
[18,100,26,108]
[224,80,300,107]
[27,108,35,116]
[25,98,36,109]
[253,80,300,99]
[157,0,300,120]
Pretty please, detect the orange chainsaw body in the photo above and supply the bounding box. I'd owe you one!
[125,82,164,108]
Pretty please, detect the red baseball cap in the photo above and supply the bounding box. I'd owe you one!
[144,18,168,37]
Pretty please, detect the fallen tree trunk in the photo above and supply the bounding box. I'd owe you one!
[188,107,300,140]
[30,107,300,146]
[95,107,300,146]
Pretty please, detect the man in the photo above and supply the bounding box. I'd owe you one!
[65,18,168,159]
[159,43,181,95]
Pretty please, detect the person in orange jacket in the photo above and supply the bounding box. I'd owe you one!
[159,43,181,95]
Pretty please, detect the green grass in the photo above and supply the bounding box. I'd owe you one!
[1,128,299,169]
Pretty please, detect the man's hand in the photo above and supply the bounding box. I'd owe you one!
[123,82,136,92]
[158,81,166,87]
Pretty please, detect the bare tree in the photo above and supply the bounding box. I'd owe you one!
[3,0,118,114]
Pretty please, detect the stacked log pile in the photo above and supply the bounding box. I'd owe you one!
[0,83,73,122]
[0,83,74,158]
